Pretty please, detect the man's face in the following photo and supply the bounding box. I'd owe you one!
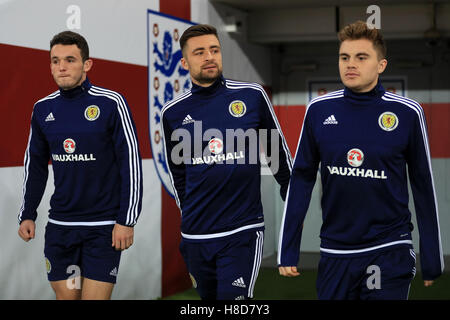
[50,44,92,90]
[339,39,387,93]
[181,34,223,87]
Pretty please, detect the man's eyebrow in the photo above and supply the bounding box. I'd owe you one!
[51,55,77,60]
[339,52,370,57]
[192,45,220,52]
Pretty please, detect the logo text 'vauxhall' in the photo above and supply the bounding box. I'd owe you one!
[327,148,387,180]
[191,137,245,165]
[52,138,97,162]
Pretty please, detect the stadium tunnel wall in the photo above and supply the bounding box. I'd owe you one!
[0,0,449,299]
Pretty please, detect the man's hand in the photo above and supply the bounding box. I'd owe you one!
[424,280,434,287]
[18,219,36,242]
[279,266,300,277]
[112,223,134,251]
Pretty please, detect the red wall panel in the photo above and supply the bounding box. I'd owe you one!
[274,105,306,157]
[422,103,450,158]
[160,0,190,21]
[0,44,55,167]
[89,58,151,159]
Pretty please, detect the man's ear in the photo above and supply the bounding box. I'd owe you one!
[83,58,93,73]
[378,58,387,74]
[180,57,189,71]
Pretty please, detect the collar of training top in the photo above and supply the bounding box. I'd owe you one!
[190,74,225,96]
[59,77,92,99]
[344,80,386,103]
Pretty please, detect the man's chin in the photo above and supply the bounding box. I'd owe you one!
[56,80,80,91]
[342,78,378,93]
[196,73,222,86]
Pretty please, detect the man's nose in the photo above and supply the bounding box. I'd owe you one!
[205,50,213,60]
[347,57,357,68]
[58,60,67,70]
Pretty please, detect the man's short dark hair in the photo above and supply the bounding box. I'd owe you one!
[50,31,89,61]
[179,24,219,55]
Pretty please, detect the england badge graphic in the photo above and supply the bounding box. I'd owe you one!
[147,10,195,197]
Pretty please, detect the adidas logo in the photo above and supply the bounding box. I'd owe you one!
[45,112,55,122]
[232,277,246,288]
[182,114,195,125]
[109,267,118,277]
[323,114,338,125]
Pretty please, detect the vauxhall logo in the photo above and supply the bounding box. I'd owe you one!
[169,121,281,173]
[326,148,387,180]
[191,137,245,166]
[51,138,97,162]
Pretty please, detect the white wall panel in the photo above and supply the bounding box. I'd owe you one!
[0,159,161,299]
[0,0,159,65]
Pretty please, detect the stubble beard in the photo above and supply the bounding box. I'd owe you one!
[193,66,223,87]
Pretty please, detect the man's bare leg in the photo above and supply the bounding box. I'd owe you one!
[81,278,114,300]
[50,278,82,300]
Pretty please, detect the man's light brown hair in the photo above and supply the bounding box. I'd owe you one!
[338,20,387,60]
[179,24,219,56]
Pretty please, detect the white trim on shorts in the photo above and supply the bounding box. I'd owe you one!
[48,219,116,226]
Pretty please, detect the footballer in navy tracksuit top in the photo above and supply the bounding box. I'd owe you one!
[278,82,444,299]
[19,77,143,283]
[162,75,292,299]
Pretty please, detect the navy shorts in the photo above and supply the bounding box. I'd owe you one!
[316,245,416,300]
[180,230,264,300]
[44,223,121,284]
